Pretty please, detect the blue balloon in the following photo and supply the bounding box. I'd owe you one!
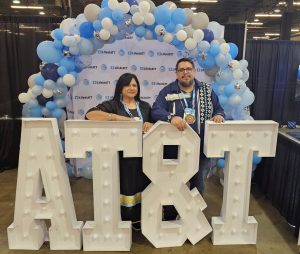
[53,39,63,49]
[66,162,74,177]
[209,44,220,56]
[41,63,59,81]
[154,5,171,25]
[93,20,102,30]
[125,0,138,6]
[60,57,75,72]
[217,159,225,168]
[99,8,113,19]
[165,22,176,33]
[44,79,56,90]
[37,94,53,106]
[101,0,109,8]
[112,9,123,23]
[224,84,235,96]
[216,68,234,85]
[229,43,239,59]
[203,29,214,43]
[52,28,64,40]
[218,95,228,107]
[52,108,63,119]
[37,41,63,63]
[197,53,216,69]
[171,8,186,25]
[46,101,57,111]
[135,26,146,37]
[171,37,181,46]
[30,106,43,117]
[57,66,68,76]
[79,22,94,38]
[253,153,262,165]
[35,74,45,86]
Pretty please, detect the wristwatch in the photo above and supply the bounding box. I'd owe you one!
[167,114,175,122]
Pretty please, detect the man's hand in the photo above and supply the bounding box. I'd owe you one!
[211,115,225,123]
[143,122,153,133]
[171,116,187,131]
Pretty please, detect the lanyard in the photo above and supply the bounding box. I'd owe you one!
[120,100,144,123]
[180,87,196,110]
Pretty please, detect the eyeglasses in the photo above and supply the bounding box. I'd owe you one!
[176,67,194,73]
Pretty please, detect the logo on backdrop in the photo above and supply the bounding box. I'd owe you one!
[92,80,111,85]
[157,52,174,56]
[151,81,168,86]
[96,94,103,101]
[131,65,137,71]
[168,67,176,72]
[159,66,166,72]
[74,95,93,100]
[97,50,116,55]
[110,65,128,70]
[82,79,89,86]
[177,51,183,58]
[78,109,85,116]
[101,64,107,71]
[140,66,157,71]
[142,80,149,87]
[118,49,125,56]
[128,50,145,56]
[148,50,154,57]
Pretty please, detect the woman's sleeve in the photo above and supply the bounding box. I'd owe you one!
[85,100,116,119]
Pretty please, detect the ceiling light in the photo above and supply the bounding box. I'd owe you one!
[293,2,300,5]
[255,13,282,17]
[254,18,259,22]
[253,36,269,40]
[39,11,45,15]
[274,9,281,13]
[12,0,21,4]
[265,33,280,36]
[191,7,197,10]
[247,22,263,25]
[291,28,299,32]
[278,1,286,5]
[11,5,44,9]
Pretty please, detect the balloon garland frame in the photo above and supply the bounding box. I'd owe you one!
[17,0,258,171]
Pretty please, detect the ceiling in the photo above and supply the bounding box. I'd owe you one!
[1,0,300,39]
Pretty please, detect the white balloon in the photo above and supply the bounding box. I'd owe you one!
[192,12,209,29]
[31,85,43,96]
[84,4,101,22]
[147,0,156,13]
[239,59,248,70]
[132,12,144,25]
[163,1,177,10]
[144,13,155,25]
[27,73,38,88]
[207,21,224,39]
[60,18,76,35]
[163,33,173,43]
[139,1,150,13]
[233,69,243,80]
[185,38,197,50]
[184,8,193,26]
[108,0,119,10]
[101,17,113,30]
[99,29,111,40]
[154,25,166,36]
[27,88,37,99]
[74,34,81,42]
[176,30,187,41]
[193,29,204,42]
[69,46,80,55]
[62,35,77,47]
[130,5,139,15]
[175,24,184,32]
[220,43,230,54]
[119,2,130,13]
[18,93,30,103]
[63,74,76,87]
[185,27,194,38]
[110,25,119,35]
[230,60,240,70]
[78,38,94,55]
[42,88,54,98]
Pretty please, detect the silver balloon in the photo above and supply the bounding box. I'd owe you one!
[125,19,132,26]
[204,66,220,77]
[94,30,101,40]
[39,62,45,70]
[63,50,71,57]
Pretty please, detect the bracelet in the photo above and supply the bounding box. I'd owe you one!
[108,113,113,121]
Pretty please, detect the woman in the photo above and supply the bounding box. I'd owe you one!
[85,73,152,230]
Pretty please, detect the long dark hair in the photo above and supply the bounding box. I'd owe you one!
[112,73,141,102]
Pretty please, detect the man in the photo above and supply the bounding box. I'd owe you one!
[151,57,225,195]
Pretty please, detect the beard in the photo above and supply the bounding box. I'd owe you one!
[180,80,194,87]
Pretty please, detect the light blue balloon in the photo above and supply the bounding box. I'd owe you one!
[37,41,63,63]
[42,107,52,117]
[112,9,123,23]
[60,57,75,72]
[198,40,210,52]
[224,84,235,96]
[209,44,220,56]
[171,8,186,25]
[93,20,102,30]
[53,84,68,99]
[253,153,262,165]
[53,39,63,49]
[216,68,233,85]
[30,106,43,117]
[101,0,109,8]
[154,5,171,25]
[52,28,64,40]
[35,74,45,86]
[78,38,94,55]
[44,79,56,89]
[46,101,56,110]
[31,85,43,95]
[217,158,225,168]
[229,42,238,59]
[55,98,68,108]
[135,26,146,37]
[99,7,112,19]
[52,108,63,119]
[197,53,215,69]
[28,99,39,107]
[218,94,228,107]
[57,66,68,76]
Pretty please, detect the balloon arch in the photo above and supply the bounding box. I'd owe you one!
[17,0,261,172]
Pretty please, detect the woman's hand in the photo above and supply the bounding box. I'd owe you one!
[211,114,225,123]
[143,122,153,133]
